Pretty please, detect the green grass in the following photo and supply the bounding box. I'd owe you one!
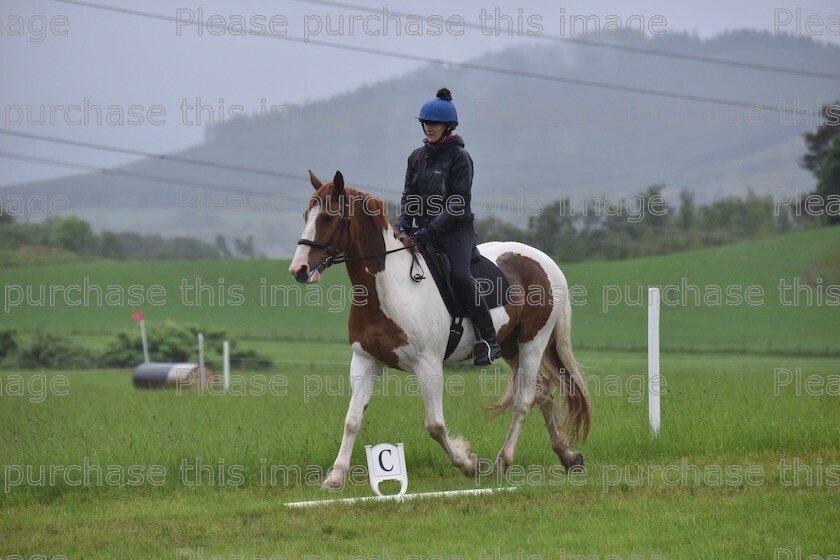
[569,226,840,355]
[1,227,839,557]
[2,227,839,354]
[1,353,838,557]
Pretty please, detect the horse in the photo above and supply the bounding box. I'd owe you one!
[289,170,591,490]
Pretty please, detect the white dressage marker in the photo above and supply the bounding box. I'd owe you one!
[365,443,408,497]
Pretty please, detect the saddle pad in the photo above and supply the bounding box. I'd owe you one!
[418,244,510,319]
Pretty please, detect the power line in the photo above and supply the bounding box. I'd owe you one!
[0,130,508,209]
[0,150,304,201]
[44,0,822,117]
[0,129,304,181]
[0,129,410,201]
[291,0,840,81]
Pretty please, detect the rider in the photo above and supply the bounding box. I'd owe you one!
[395,88,501,366]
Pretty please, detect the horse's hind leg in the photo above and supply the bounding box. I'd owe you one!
[415,360,478,476]
[495,339,542,473]
[534,374,584,471]
[323,350,382,490]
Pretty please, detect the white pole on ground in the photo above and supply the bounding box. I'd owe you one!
[285,487,518,508]
[139,319,150,364]
[648,287,661,435]
[198,333,206,389]
[223,340,230,392]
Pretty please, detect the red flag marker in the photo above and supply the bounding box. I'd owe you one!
[132,311,144,321]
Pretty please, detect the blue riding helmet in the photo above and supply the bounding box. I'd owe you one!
[417,88,458,125]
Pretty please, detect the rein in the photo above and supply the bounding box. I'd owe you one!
[296,197,426,282]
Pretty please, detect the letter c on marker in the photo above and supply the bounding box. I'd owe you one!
[378,449,394,472]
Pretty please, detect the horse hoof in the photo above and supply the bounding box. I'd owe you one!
[322,468,346,491]
[461,453,479,477]
[564,452,585,474]
[494,454,511,474]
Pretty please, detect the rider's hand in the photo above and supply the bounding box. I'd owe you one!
[413,227,431,243]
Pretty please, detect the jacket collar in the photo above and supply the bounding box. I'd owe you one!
[423,134,465,154]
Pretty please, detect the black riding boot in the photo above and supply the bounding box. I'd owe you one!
[471,296,501,366]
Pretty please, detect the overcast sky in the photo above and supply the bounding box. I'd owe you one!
[2,0,838,186]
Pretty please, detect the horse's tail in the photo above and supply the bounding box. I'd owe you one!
[542,306,591,444]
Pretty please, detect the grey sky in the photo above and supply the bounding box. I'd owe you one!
[2,0,838,186]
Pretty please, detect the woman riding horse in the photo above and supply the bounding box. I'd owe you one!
[396,87,501,366]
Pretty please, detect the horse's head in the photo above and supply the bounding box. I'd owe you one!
[289,170,353,283]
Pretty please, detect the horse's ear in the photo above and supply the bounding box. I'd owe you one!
[333,171,344,195]
[308,170,322,190]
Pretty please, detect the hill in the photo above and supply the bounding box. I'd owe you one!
[1,30,837,256]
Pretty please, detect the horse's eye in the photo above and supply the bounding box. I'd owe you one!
[321,215,334,224]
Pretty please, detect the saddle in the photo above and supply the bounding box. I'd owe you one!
[416,242,511,360]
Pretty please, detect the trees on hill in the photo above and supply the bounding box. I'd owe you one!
[800,101,840,226]
[816,137,840,226]
[477,186,812,263]
[0,216,226,261]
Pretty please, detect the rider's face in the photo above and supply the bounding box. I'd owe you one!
[422,121,447,143]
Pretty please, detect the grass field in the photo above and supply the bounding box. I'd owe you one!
[1,352,838,558]
[2,226,839,354]
[1,228,839,558]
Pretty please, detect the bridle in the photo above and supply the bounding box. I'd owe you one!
[296,196,352,276]
[296,195,425,282]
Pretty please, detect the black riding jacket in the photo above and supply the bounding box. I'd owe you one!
[396,135,474,236]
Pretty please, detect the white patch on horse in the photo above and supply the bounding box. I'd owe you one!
[289,203,321,281]
[370,227,452,370]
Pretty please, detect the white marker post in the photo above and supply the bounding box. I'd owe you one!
[223,340,230,392]
[197,333,206,389]
[139,319,150,364]
[132,311,150,363]
[648,287,661,435]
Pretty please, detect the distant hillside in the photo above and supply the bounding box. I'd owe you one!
[3,30,838,256]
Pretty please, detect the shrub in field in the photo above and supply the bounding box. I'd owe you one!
[0,329,20,366]
[17,330,95,369]
[100,321,272,369]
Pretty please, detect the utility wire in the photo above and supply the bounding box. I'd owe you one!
[0,130,506,209]
[292,0,840,81]
[0,150,302,201]
[0,129,303,181]
[44,0,823,117]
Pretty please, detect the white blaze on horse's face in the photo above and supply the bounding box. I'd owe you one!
[289,202,321,283]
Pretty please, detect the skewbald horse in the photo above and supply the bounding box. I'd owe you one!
[289,171,591,490]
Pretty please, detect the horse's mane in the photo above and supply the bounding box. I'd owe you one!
[313,183,393,236]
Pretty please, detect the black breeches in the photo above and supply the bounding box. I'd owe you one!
[432,222,478,309]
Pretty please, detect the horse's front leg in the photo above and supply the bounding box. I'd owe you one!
[322,350,382,490]
[415,359,479,477]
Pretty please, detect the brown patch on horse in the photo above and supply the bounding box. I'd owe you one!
[495,252,554,344]
[311,183,406,367]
